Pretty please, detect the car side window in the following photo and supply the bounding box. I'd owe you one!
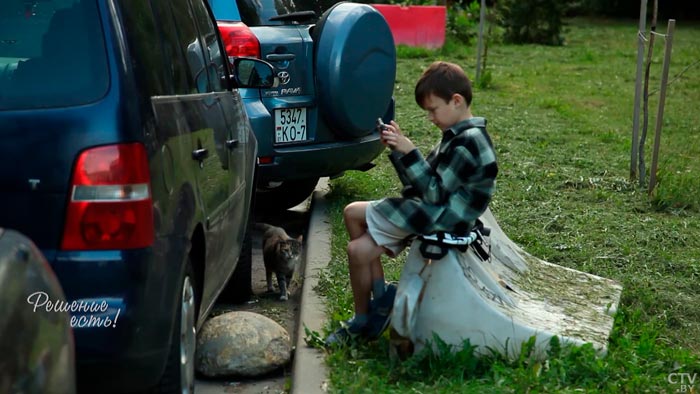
[169,0,210,94]
[149,0,191,95]
[190,0,227,92]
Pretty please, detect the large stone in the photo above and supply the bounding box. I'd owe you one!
[196,311,292,377]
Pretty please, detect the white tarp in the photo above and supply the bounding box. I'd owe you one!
[391,208,622,359]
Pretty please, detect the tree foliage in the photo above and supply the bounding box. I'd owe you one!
[495,0,570,46]
[570,0,700,19]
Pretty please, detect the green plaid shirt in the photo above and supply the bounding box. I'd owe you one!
[374,117,498,235]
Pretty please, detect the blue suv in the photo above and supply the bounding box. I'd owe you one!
[208,0,397,209]
[0,0,276,392]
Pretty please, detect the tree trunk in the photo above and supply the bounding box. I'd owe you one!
[649,20,676,195]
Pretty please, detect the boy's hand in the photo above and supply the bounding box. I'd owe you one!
[380,121,415,154]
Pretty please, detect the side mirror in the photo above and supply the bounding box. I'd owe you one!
[231,57,279,89]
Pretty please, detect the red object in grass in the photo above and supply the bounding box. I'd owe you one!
[371,5,446,49]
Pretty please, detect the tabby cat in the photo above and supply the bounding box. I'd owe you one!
[256,223,303,301]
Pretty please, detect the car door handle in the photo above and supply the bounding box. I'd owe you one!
[192,148,208,161]
[266,53,295,62]
[225,139,239,149]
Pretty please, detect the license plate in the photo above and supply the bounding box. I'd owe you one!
[275,108,307,144]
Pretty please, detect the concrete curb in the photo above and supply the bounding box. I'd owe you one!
[291,178,330,394]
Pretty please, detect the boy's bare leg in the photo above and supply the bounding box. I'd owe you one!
[347,233,386,315]
[343,205,384,314]
[325,202,394,343]
[344,201,370,240]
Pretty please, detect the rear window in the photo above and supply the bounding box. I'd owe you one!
[0,0,109,110]
[235,0,328,26]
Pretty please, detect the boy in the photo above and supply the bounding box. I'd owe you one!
[325,61,498,345]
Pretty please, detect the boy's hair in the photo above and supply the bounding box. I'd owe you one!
[414,61,472,108]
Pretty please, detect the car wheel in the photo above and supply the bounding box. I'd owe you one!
[152,260,197,394]
[217,224,253,304]
[255,178,318,211]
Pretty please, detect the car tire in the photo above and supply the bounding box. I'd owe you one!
[255,178,318,211]
[152,258,197,394]
[217,224,253,304]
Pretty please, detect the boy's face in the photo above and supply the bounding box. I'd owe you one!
[421,93,466,131]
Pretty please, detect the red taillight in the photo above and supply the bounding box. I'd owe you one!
[61,143,154,250]
[217,21,261,60]
[257,156,274,165]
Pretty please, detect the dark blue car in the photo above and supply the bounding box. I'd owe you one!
[0,0,275,392]
[208,0,397,209]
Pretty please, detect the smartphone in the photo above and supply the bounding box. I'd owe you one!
[376,118,388,131]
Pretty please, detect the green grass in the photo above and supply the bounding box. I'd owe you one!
[315,17,700,393]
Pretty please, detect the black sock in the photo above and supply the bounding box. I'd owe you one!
[372,279,386,299]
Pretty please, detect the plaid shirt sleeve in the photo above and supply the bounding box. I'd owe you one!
[375,117,498,235]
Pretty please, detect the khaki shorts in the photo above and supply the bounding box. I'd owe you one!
[366,201,413,257]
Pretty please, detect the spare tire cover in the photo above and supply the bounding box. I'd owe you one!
[315,3,396,139]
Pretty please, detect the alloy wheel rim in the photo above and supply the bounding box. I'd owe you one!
[180,276,196,394]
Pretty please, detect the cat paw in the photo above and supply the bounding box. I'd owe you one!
[279,294,289,301]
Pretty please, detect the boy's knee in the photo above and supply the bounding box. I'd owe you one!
[347,239,369,263]
[347,240,359,260]
[343,202,360,221]
[343,204,353,222]
[347,236,385,265]
[344,201,369,220]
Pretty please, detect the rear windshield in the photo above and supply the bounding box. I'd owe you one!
[235,0,329,26]
[0,0,109,110]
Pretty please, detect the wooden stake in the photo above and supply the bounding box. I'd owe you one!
[475,0,486,82]
[483,16,492,75]
[648,20,676,195]
[639,0,658,187]
[631,0,648,180]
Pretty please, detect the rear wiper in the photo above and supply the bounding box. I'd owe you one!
[269,10,317,23]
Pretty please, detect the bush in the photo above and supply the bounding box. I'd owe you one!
[447,1,481,45]
[495,0,570,45]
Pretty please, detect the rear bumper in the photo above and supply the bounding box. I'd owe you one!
[45,245,183,393]
[257,134,385,183]
[242,96,392,184]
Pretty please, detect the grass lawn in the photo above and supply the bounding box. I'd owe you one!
[313,17,700,393]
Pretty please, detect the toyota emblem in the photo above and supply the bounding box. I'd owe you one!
[277,71,290,85]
